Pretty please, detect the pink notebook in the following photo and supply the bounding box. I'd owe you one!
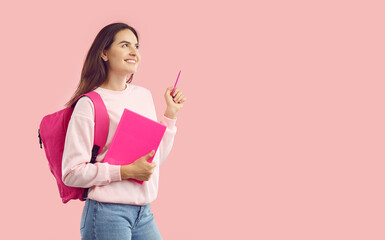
[104,108,167,184]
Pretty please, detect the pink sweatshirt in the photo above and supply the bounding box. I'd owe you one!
[62,83,177,205]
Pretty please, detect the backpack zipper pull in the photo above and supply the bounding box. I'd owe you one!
[38,129,43,149]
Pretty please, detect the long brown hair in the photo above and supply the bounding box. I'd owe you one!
[65,22,140,107]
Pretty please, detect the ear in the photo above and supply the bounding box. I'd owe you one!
[101,50,108,61]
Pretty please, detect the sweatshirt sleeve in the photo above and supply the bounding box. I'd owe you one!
[146,90,177,166]
[62,97,121,188]
[158,115,177,165]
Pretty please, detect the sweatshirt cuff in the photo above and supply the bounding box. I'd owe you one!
[161,115,177,129]
[109,164,122,182]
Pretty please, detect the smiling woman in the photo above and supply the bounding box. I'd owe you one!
[60,22,186,240]
[65,23,141,107]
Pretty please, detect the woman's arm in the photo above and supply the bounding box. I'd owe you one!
[145,89,177,165]
[62,97,121,188]
[148,87,186,165]
[158,115,177,165]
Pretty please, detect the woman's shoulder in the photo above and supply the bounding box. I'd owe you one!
[72,96,94,119]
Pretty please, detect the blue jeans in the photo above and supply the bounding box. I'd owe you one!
[80,198,163,240]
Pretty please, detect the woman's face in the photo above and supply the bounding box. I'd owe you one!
[102,29,141,75]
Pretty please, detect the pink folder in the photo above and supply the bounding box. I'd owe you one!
[104,108,167,184]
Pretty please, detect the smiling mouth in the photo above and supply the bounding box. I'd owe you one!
[125,59,137,64]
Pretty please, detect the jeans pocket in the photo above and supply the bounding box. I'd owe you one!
[80,199,90,230]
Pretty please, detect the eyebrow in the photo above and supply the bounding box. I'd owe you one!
[118,41,139,45]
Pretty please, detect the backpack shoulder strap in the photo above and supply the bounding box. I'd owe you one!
[71,91,109,156]
[71,91,109,201]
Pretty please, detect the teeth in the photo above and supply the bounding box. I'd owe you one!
[126,60,136,63]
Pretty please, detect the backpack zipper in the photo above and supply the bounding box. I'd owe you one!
[38,129,43,149]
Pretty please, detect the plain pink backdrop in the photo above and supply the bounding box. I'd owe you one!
[1,0,384,239]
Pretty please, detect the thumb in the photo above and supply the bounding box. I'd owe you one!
[150,161,157,168]
[166,86,173,94]
[144,150,155,160]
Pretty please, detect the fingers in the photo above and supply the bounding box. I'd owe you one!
[171,89,186,103]
[170,88,180,97]
[175,95,186,104]
[165,87,177,101]
[144,150,155,160]
[165,87,187,104]
[166,86,174,96]
[178,96,187,104]
[145,150,157,167]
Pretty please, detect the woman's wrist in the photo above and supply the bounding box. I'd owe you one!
[120,165,134,180]
[164,108,178,119]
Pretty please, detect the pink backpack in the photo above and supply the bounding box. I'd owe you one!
[38,91,109,203]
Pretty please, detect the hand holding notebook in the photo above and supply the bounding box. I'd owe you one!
[104,108,167,184]
[119,150,157,182]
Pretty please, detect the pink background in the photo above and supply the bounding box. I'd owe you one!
[1,0,384,239]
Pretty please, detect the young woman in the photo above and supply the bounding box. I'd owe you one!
[62,22,186,240]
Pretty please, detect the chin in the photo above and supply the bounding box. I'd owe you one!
[127,66,137,73]
[122,68,137,75]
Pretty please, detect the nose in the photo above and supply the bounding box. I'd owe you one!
[129,49,138,58]
[129,45,138,54]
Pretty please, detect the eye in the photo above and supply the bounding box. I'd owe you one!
[122,44,139,49]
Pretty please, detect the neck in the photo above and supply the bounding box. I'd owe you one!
[100,71,129,91]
